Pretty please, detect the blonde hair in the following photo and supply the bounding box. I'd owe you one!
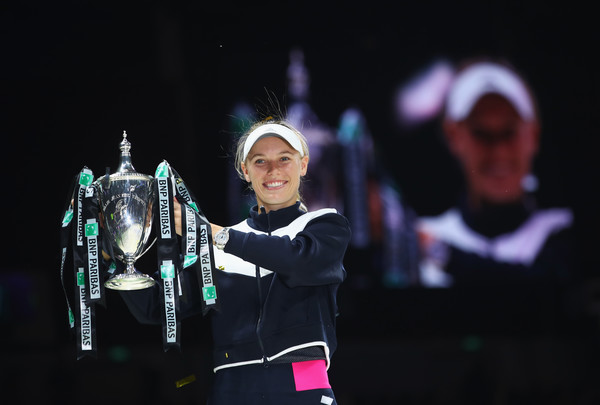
[234,117,310,209]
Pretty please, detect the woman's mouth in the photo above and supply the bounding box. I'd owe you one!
[264,180,287,190]
[481,162,515,178]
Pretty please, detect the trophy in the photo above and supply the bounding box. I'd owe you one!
[94,131,157,290]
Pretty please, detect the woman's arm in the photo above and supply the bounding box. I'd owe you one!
[225,213,351,287]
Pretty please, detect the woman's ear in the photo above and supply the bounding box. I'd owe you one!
[300,155,309,177]
[241,162,251,183]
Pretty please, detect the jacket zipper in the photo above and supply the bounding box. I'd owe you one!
[255,206,269,366]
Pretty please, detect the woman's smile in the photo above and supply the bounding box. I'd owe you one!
[242,136,309,213]
[264,180,287,190]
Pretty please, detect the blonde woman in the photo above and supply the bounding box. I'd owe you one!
[122,118,351,404]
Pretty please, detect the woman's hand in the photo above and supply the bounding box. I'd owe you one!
[211,224,223,238]
[173,198,223,243]
[173,198,183,236]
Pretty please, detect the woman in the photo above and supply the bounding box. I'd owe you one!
[121,118,351,404]
[417,60,573,287]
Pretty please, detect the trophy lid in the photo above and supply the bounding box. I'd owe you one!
[118,131,136,173]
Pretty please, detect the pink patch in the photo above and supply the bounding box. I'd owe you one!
[292,360,331,391]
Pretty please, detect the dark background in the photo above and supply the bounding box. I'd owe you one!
[2,1,599,404]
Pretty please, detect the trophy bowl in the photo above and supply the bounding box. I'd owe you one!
[94,132,156,290]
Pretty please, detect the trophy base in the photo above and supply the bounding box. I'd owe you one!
[104,272,156,291]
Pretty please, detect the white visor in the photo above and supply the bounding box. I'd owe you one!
[445,62,535,122]
[243,123,304,161]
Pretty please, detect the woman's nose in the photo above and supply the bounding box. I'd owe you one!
[266,161,277,173]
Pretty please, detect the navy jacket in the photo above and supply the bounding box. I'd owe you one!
[417,196,574,287]
[121,202,351,372]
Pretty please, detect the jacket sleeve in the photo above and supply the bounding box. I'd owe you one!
[224,212,351,288]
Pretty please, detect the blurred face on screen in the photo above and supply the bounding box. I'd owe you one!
[444,94,539,206]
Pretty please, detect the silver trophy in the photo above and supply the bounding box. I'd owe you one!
[94,131,156,290]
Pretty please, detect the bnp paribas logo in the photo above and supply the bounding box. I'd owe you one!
[77,271,86,286]
[85,221,99,237]
[79,169,94,187]
[183,255,198,269]
[62,209,74,227]
[155,162,169,178]
[161,262,175,279]
[203,286,216,300]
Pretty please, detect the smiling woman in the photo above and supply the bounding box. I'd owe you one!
[236,121,310,213]
[119,116,351,404]
[416,59,574,288]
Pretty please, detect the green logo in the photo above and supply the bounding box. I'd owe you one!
[85,222,98,237]
[108,261,117,274]
[161,263,175,279]
[183,255,198,268]
[189,202,199,212]
[68,309,75,326]
[77,272,85,286]
[155,162,169,178]
[202,286,217,300]
[62,210,73,226]
[79,171,94,186]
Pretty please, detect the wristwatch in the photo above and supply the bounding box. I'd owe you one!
[214,227,230,250]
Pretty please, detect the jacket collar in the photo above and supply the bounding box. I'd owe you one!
[459,193,535,238]
[247,202,305,232]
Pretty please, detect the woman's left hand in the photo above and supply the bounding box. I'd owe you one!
[173,198,183,236]
[172,198,224,244]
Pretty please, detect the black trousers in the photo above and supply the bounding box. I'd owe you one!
[207,362,337,405]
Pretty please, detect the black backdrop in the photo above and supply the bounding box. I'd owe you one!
[2,2,600,404]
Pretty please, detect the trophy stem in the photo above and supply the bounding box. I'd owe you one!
[125,257,137,275]
[104,256,156,291]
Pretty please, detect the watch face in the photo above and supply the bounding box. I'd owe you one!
[216,228,229,246]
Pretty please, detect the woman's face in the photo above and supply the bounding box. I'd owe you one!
[241,136,309,213]
[445,94,539,206]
